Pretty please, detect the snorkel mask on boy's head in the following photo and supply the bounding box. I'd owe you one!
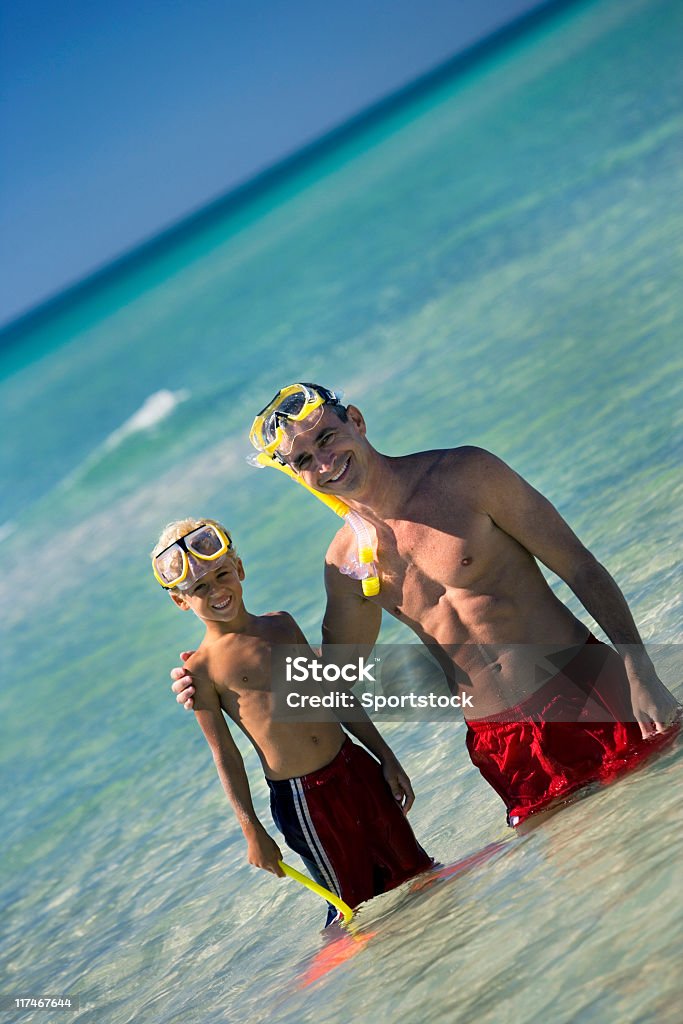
[152,523,233,591]
[249,383,344,464]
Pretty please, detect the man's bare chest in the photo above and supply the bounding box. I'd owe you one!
[370,507,500,613]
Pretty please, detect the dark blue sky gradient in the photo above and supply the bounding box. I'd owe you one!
[1,0,548,325]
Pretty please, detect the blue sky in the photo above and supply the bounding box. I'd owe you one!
[0,0,548,326]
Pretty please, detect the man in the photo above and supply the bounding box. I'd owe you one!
[172,383,680,825]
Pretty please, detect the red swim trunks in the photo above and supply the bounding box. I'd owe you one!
[466,636,679,826]
[268,737,432,923]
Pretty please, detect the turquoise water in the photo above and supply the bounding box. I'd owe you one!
[2,0,683,1020]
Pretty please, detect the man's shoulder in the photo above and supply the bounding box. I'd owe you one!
[406,445,500,491]
[398,444,492,472]
[432,444,496,468]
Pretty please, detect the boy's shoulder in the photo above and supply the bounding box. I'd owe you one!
[188,610,302,669]
[183,640,214,681]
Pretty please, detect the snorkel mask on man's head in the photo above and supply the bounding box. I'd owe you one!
[249,383,344,465]
[248,383,381,596]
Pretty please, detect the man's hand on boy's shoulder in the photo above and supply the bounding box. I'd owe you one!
[381,754,415,815]
[170,650,196,710]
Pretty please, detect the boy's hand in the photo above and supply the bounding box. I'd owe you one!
[170,650,196,710]
[381,755,415,814]
[245,826,285,876]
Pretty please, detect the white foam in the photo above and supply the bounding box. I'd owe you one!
[103,389,190,451]
[55,388,191,493]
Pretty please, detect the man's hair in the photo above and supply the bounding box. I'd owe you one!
[307,383,348,422]
[329,402,349,423]
[150,516,237,560]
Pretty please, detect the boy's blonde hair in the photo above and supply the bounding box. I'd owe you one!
[151,517,238,561]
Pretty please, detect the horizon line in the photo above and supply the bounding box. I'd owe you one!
[0,0,581,342]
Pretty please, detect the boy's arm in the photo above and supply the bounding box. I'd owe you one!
[191,665,284,877]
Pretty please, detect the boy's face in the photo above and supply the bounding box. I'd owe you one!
[170,556,245,623]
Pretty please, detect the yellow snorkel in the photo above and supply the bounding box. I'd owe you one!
[252,451,380,597]
[279,860,354,924]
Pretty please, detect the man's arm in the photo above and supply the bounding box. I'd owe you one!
[469,447,680,735]
[191,665,284,876]
[287,608,415,813]
[321,558,382,649]
[341,706,415,813]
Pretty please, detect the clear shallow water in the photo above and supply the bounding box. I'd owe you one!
[2,0,682,1021]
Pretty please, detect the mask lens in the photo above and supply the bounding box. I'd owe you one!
[262,413,281,448]
[277,391,309,417]
[276,404,324,455]
[180,552,227,591]
[185,524,229,559]
[154,544,187,587]
[262,390,308,447]
[250,383,339,458]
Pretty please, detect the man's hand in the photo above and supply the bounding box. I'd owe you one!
[627,665,681,739]
[245,825,285,876]
[381,754,415,814]
[170,650,196,710]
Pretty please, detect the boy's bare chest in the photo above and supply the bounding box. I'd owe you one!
[206,639,273,705]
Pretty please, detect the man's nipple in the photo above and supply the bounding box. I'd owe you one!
[461,557,472,566]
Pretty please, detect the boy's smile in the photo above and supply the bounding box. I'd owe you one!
[172,559,246,627]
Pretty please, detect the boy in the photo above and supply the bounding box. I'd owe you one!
[151,517,432,924]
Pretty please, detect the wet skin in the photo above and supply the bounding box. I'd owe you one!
[288,406,679,731]
[172,560,345,780]
[171,556,416,876]
[173,406,679,736]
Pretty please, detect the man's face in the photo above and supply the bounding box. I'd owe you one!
[285,405,368,494]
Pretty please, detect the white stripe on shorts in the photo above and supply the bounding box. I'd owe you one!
[290,778,342,898]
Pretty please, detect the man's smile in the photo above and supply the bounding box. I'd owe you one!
[323,455,351,485]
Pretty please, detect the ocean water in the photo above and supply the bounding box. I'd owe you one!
[2,0,682,1021]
